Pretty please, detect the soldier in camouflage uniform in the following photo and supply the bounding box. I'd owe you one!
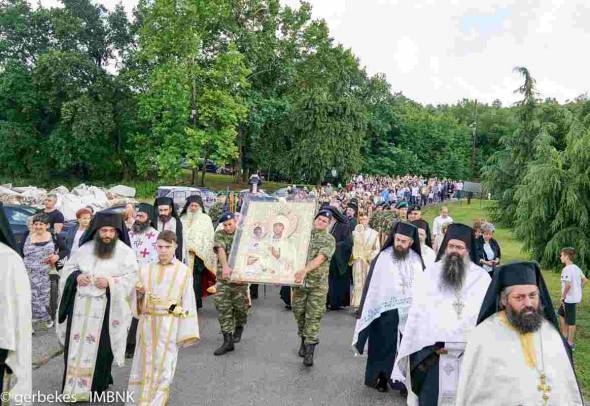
[208,195,226,228]
[212,212,249,355]
[291,208,336,367]
[370,208,399,246]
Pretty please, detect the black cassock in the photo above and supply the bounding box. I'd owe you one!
[327,221,353,310]
[59,270,114,394]
[0,348,10,395]
[354,255,402,388]
[355,308,401,387]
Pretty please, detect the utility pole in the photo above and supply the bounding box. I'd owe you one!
[470,99,478,178]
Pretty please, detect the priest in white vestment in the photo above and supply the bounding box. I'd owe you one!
[180,195,216,308]
[456,261,584,405]
[127,203,159,358]
[350,213,380,309]
[57,212,137,401]
[127,230,199,406]
[0,203,32,405]
[353,222,425,394]
[128,204,159,266]
[391,223,491,406]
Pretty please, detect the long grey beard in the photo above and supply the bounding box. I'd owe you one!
[94,233,118,259]
[440,253,470,292]
[506,304,543,334]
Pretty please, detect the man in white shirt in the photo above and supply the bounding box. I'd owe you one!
[432,206,453,238]
[558,247,588,349]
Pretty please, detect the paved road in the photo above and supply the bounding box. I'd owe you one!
[33,286,405,405]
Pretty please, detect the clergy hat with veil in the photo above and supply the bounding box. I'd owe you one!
[136,203,158,228]
[381,221,423,266]
[356,221,425,319]
[154,196,180,219]
[0,202,17,251]
[180,194,206,216]
[435,223,478,262]
[79,211,131,247]
[477,261,559,330]
[411,219,432,248]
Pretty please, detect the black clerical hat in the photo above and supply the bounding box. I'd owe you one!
[154,196,180,219]
[181,194,206,216]
[136,203,157,228]
[412,219,432,248]
[0,202,17,252]
[382,221,424,270]
[435,223,478,263]
[477,261,558,330]
[79,210,131,247]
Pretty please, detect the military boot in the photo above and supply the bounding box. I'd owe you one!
[233,325,244,343]
[213,333,234,356]
[298,338,306,357]
[303,343,316,366]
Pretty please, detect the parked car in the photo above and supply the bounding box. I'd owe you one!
[196,159,218,173]
[3,204,38,248]
[156,186,212,212]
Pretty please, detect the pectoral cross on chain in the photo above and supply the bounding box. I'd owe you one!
[452,297,465,319]
[399,279,411,296]
[537,373,551,405]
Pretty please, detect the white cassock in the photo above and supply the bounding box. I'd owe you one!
[127,260,199,406]
[391,260,491,405]
[57,241,138,400]
[421,244,436,268]
[456,311,584,406]
[129,227,159,266]
[0,243,32,405]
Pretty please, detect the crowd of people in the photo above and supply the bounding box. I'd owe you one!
[0,174,587,405]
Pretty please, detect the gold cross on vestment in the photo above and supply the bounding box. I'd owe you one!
[452,297,465,319]
[537,374,551,405]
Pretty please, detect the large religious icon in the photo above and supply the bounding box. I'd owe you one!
[228,198,316,286]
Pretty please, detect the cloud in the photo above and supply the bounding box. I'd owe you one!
[35,0,590,105]
[394,37,419,74]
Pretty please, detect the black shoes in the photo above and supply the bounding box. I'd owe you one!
[303,344,316,367]
[375,375,389,392]
[298,338,306,357]
[233,325,244,343]
[213,332,234,356]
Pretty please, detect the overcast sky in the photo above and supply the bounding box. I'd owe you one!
[38,0,590,106]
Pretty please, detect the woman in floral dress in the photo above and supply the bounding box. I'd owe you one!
[23,213,59,328]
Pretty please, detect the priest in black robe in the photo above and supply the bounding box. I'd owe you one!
[353,222,424,393]
[154,196,184,261]
[391,223,491,405]
[57,212,137,399]
[324,205,353,310]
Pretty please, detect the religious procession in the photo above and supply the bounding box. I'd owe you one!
[1,172,587,406]
[2,0,590,405]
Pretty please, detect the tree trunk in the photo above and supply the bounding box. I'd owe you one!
[200,147,209,187]
[235,125,244,183]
